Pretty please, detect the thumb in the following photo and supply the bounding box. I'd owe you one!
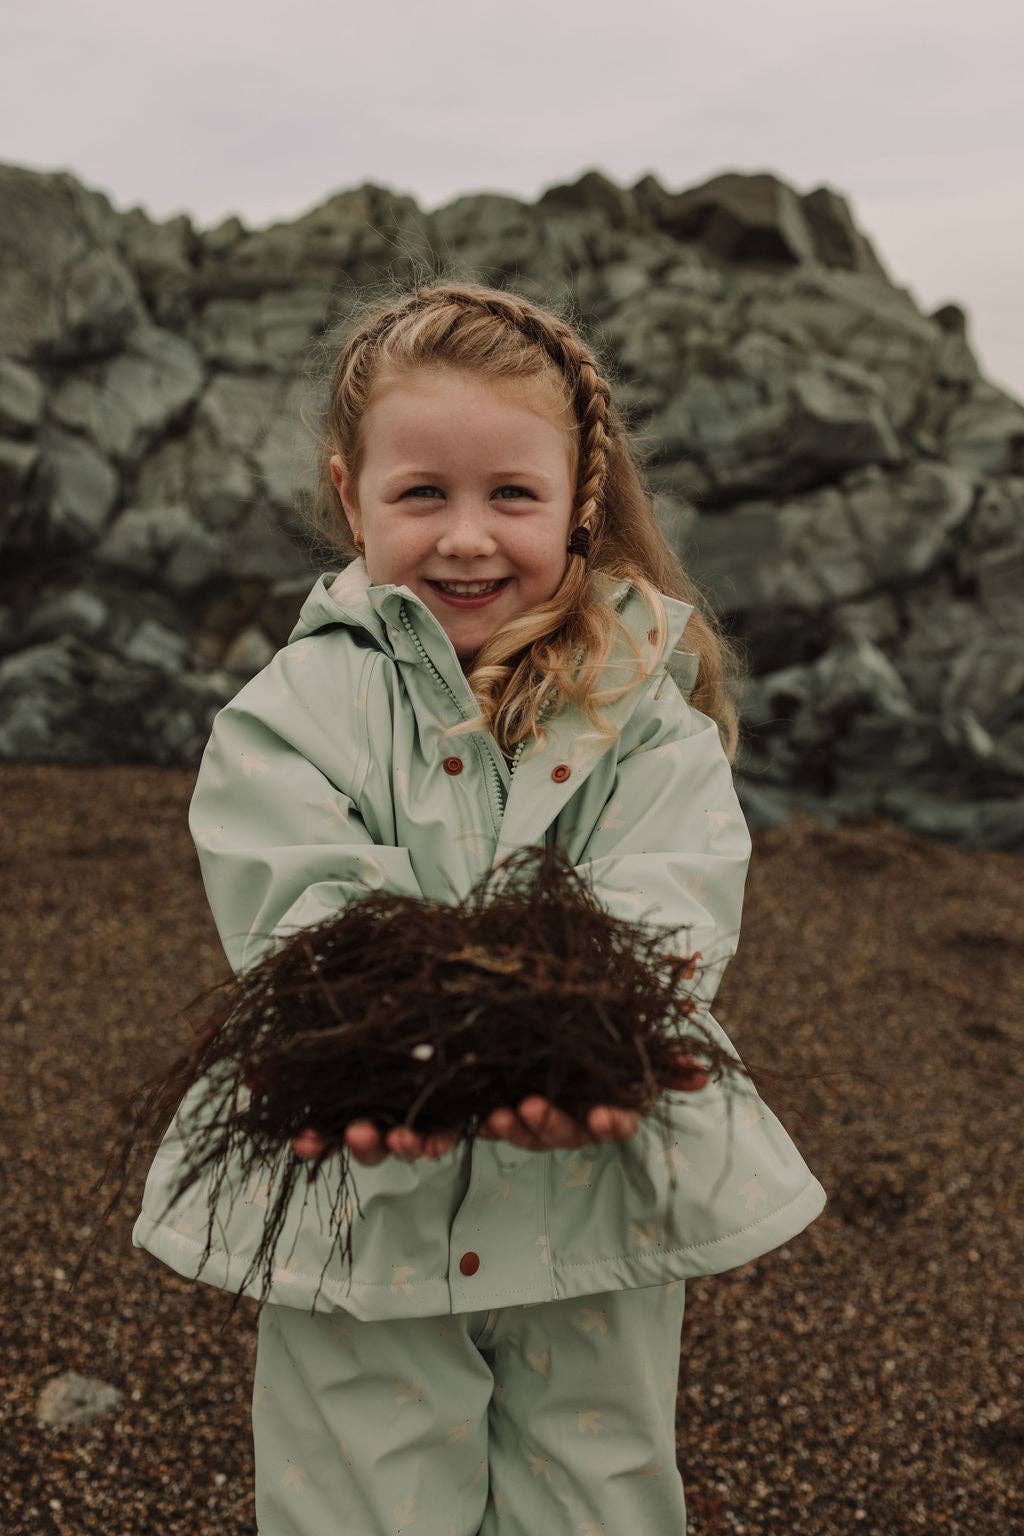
[667,1053,709,1092]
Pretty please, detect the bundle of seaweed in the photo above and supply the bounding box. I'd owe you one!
[71,842,762,1317]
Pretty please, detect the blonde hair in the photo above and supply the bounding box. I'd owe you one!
[301,277,747,765]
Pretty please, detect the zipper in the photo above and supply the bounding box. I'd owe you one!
[398,600,554,830]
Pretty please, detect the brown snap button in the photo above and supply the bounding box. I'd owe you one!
[459,1251,480,1276]
[443,756,464,775]
[551,763,571,783]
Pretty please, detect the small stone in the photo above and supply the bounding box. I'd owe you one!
[37,1369,123,1429]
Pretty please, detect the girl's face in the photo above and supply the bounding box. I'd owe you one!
[329,368,577,668]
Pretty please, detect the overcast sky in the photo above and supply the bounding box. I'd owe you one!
[5,0,1023,402]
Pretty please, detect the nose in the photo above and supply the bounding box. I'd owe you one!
[434,504,499,559]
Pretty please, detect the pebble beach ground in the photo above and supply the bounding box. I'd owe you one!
[2,763,1021,1535]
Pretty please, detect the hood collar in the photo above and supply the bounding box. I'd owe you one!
[287,556,695,687]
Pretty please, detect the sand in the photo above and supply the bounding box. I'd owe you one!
[2,763,1021,1534]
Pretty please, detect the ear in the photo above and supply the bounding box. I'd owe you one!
[330,454,361,539]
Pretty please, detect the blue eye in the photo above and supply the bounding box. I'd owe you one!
[402,485,530,499]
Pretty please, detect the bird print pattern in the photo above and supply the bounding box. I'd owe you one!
[250,1279,690,1534]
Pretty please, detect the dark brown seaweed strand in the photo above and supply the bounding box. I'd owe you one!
[68,842,859,1315]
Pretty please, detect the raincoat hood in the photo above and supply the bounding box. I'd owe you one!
[285,556,702,706]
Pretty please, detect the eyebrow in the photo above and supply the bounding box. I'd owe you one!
[383,467,555,488]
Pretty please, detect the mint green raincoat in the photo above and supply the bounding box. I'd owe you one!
[132,558,827,1321]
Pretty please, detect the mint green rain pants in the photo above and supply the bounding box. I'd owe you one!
[252,1280,689,1535]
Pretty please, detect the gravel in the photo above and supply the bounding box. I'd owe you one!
[2,763,1021,1535]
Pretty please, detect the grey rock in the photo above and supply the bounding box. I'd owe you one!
[876,789,1024,852]
[194,287,330,371]
[35,424,119,547]
[944,379,1024,475]
[0,632,223,764]
[428,194,546,292]
[255,373,321,509]
[222,622,277,675]
[37,1369,123,1430]
[195,369,281,454]
[134,422,256,529]
[1,161,1022,851]
[120,615,190,670]
[941,636,1024,782]
[230,499,307,578]
[645,330,906,499]
[49,321,203,463]
[0,165,147,361]
[0,356,45,432]
[537,169,643,232]
[0,436,40,510]
[734,779,806,832]
[0,637,99,760]
[203,212,248,254]
[192,182,428,300]
[117,204,196,329]
[642,170,889,277]
[16,585,109,648]
[686,462,977,615]
[93,502,225,592]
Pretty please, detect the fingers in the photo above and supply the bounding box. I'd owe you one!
[588,1104,640,1142]
[423,1130,460,1158]
[521,1097,640,1147]
[482,1112,534,1148]
[477,1099,640,1150]
[519,1097,590,1149]
[482,1106,562,1150]
[343,1120,459,1165]
[483,1099,621,1150]
[292,1127,329,1161]
[295,1101,642,1168]
[387,1126,421,1160]
[343,1120,387,1166]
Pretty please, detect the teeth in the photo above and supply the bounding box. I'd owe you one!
[435,579,505,594]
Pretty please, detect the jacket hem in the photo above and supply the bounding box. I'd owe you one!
[131,1175,826,1321]
[131,1210,456,1321]
[550,1174,828,1297]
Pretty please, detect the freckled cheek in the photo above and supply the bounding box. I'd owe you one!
[515,557,569,598]
[378,531,428,581]
[512,544,564,578]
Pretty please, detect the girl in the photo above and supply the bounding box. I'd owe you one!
[132,279,827,1535]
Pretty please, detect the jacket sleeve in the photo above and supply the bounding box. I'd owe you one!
[570,680,753,1036]
[187,649,425,977]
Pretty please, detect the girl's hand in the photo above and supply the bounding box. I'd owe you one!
[291,1096,640,1168]
[479,1052,708,1150]
[476,1098,640,1152]
[292,1122,463,1167]
[291,1056,705,1166]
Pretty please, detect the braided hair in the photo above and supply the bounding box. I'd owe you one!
[302,278,746,765]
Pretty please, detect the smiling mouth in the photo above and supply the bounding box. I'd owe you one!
[425,577,513,608]
[428,578,510,594]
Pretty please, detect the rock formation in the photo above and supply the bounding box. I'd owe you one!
[1,164,1022,848]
